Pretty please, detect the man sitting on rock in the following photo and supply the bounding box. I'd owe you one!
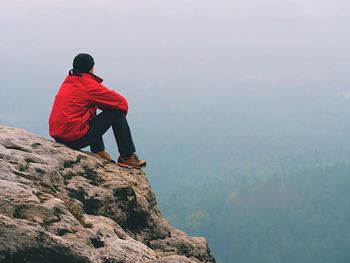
[49,53,146,168]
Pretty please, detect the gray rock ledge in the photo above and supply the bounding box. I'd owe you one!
[0,125,215,263]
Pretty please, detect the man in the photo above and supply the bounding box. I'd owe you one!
[49,53,146,168]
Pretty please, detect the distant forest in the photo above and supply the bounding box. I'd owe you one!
[134,89,350,263]
[156,156,350,263]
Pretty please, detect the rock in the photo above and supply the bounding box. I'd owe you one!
[0,125,215,263]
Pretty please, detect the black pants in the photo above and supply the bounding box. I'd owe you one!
[56,109,136,157]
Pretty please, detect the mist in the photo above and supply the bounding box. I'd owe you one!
[1,1,350,262]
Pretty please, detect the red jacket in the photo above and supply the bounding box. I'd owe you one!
[49,73,128,141]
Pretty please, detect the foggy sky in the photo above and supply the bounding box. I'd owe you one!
[0,0,349,143]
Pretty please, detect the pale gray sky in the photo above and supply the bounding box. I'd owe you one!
[0,0,349,139]
[1,0,348,86]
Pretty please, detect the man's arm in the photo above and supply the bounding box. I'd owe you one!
[88,83,128,114]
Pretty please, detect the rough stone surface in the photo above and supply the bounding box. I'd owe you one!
[0,125,215,263]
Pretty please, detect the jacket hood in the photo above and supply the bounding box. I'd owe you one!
[82,73,103,83]
[68,71,103,84]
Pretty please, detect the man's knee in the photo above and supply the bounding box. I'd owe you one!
[104,109,126,119]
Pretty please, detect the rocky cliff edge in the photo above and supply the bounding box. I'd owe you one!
[0,125,215,263]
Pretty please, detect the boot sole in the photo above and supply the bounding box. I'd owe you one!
[117,162,146,169]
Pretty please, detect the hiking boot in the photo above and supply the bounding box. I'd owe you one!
[117,153,146,169]
[95,151,116,163]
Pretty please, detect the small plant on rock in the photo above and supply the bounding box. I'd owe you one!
[64,200,92,228]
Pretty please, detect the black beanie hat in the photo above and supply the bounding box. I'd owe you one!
[71,53,95,74]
